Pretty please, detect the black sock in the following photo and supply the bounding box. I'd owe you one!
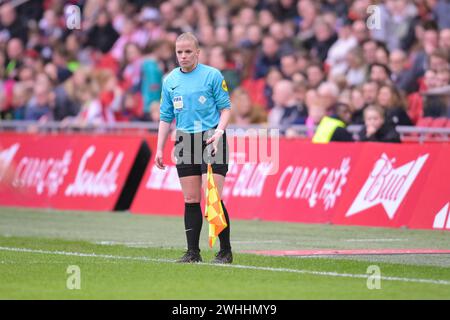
[219,200,231,251]
[184,202,203,252]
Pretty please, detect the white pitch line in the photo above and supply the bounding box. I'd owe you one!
[232,240,283,244]
[345,239,408,242]
[1,246,449,286]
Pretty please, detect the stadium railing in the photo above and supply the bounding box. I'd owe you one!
[0,120,449,143]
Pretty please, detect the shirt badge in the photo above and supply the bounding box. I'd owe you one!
[198,95,206,104]
[173,96,183,109]
[221,79,228,92]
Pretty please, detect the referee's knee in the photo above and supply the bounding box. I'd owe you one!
[184,196,201,203]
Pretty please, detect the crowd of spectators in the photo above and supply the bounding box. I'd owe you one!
[0,0,449,140]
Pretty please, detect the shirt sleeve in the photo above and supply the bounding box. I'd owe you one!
[212,70,231,110]
[159,79,174,123]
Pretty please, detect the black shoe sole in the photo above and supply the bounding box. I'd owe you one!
[176,257,202,263]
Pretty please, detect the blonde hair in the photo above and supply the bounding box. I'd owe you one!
[176,32,200,49]
[364,104,385,118]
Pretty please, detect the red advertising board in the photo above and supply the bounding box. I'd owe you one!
[408,144,450,231]
[332,143,443,228]
[131,136,449,231]
[131,137,365,223]
[0,133,144,211]
[2,131,447,231]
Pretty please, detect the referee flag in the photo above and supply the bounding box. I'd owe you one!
[204,164,228,248]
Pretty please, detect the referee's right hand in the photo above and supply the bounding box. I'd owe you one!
[155,150,165,170]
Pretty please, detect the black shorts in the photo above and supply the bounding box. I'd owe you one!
[174,129,229,177]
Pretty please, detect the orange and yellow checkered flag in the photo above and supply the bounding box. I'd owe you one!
[204,164,228,248]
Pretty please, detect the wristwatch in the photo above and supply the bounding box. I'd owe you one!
[215,129,225,135]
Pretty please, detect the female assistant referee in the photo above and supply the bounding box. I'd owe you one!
[154,32,233,264]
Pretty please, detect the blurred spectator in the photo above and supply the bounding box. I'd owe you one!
[375,44,390,65]
[24,75,54,121]
[121,42,144,91]
[268,79,306,127]
[271,0,297,22]
[369,62,392,83]
[38,9,63,44]
[149,101,160,122]
[48,45,74,84]
[115,90,142,122]
[296,0,318,45]
[428,48,450,71]
[209,46,240,93]
[362,80,380,106]
[106,0,127,33]
[350,86,366,124]
[326,18,358,77]
[345,47,367,86]
[352,19,370,44]
[0,2,28,43]
[86,10,120,54]
[389,49,417,93]
[11,82,30,120]
[140,49,163,118]
[268,21,294,54]
[74,77,115,126]
[280,53,298,80]
[53,67,90,121]
[409,21,439,81]
[359,104,401,143]
[139,7,163,44]
[110,18,146,61]
[377,83,413,126]
[306,63,325,88]
[215,26,231,47]
[362,39,380,65]
[5,38,24,79]
[322,0,349,19]
[230,88,267,125]
[317,81,340,111]
[312,102,354,143]
[371,0,417,51]
[431,0,450,29]
[0,84,10,119]
[439,28,450,52]
[309,17,338,62]
[437,68,450,87]
[254,35,281,79]
[263,67,283,109]
[304,89,326,138]
[422,70,449,117]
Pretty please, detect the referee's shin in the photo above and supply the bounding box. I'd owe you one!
[219,200,231,251]
[184,202,203,251]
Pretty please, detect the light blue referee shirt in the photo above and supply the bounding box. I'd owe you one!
[160,64,231,133]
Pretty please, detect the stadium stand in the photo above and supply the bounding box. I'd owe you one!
[0,0,448,142]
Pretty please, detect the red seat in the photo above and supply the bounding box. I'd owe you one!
[241,78,267,109]
[415,117,433,127]
[407,93,423,125]
[430,117,448,128]
[407,117,432,142]
[428,117,449,141]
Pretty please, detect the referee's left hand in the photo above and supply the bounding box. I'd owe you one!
[206,131,223,157]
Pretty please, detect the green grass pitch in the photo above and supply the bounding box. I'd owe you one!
[0,207,449,299]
